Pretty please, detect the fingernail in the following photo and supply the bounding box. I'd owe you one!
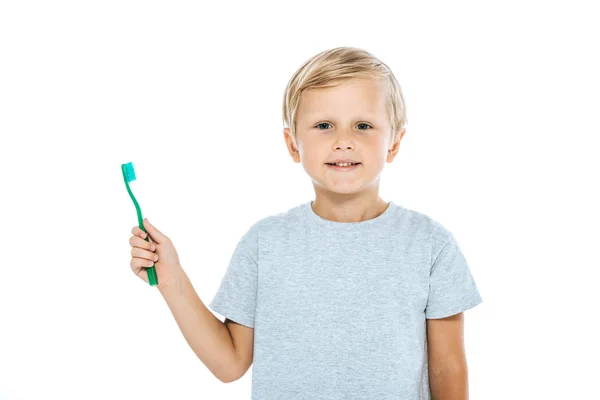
[151,244,155,251]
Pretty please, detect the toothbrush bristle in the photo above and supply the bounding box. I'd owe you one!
[123,162,136,182]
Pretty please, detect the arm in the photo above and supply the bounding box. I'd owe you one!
[158,268,240,383]
[224,318,255,381]
[426,312,469,400]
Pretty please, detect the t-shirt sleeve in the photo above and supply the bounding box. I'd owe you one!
[208,222,259,329]
[425,222,483,319]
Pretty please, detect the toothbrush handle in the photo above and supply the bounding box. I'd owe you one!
[142,233,158,286]
[144,235,159,286]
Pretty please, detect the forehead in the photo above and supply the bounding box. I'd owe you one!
[297,77,387,119]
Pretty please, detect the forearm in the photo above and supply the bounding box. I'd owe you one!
[158,267,239,383]
[429,368,468,400]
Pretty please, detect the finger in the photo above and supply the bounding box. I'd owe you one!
[142,218,167,244]
[131,226,148,240]
[130,257,156,269]
[131,247,159,262]
[129,235,156,251]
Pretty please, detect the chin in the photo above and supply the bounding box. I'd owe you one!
[315,180,367,195]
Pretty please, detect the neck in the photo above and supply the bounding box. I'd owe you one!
[311,191,389,223]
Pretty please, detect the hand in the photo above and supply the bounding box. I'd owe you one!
[129,218,183,289]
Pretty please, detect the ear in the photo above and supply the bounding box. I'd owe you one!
[283,128,301,163]
[386,128,406,163]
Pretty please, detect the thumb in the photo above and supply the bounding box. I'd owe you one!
[143,218,167,244]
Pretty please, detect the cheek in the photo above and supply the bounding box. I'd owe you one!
[299,141,324,166]
[302,154,323,172]
[364,141,388,162]
[377,140,391,159]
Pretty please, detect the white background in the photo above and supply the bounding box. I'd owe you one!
[1,1,598,399]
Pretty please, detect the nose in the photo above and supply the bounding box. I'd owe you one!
[335,143,353,150]
[333,129,355,151]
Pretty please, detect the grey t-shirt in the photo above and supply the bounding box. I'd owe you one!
[209,200,483,399]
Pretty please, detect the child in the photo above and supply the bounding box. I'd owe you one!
[129,46,482,399]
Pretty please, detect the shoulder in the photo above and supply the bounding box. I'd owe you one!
[392,203,450,235]
[235,202,307,253]
[245,201,304,227]
[243,202,306,237]
[391,203,455,256]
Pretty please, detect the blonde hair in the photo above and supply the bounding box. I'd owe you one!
[282,46,407,147]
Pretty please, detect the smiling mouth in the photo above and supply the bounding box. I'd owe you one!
[325,163,361,170]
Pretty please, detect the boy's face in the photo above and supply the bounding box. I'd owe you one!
[284,77,405,196]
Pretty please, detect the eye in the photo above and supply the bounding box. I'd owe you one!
[315,122,373,130]
[316,122,331,130]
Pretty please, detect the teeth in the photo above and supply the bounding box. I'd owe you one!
[332,162,356,166]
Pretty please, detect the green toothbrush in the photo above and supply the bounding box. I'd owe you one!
[121,162,158,286]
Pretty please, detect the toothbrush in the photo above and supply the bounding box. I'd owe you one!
[121,162,158,286]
